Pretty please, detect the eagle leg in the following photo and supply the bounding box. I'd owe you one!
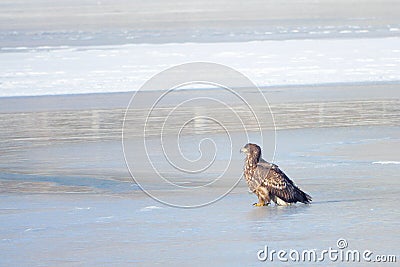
[253,195,270,206]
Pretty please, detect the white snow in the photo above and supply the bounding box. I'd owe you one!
[139,206,163,212]
[1,37,400,97]
[372,161,400,165]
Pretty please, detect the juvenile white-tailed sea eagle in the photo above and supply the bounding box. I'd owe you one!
[240,143,312,206]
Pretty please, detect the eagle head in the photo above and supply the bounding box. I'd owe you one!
[240,143,261,160]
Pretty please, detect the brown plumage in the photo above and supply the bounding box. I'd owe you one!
[240,143,312,206]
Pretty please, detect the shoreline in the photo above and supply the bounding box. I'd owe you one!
[2,30,400,49]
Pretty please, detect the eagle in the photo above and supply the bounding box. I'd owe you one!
[240,143,311,206]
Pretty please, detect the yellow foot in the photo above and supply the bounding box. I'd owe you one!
[253,202,269,207]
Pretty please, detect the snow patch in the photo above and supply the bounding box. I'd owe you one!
[140,206,163,212]
[372,161,400,165]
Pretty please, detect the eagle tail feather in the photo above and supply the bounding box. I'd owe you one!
[295,188,312,204]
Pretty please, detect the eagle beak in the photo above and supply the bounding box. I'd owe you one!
[240,147,247,153]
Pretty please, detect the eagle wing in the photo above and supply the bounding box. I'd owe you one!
[255,163,311,204]
[245,160,278,192]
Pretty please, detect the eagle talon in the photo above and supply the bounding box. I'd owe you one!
[253,202,269,207]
